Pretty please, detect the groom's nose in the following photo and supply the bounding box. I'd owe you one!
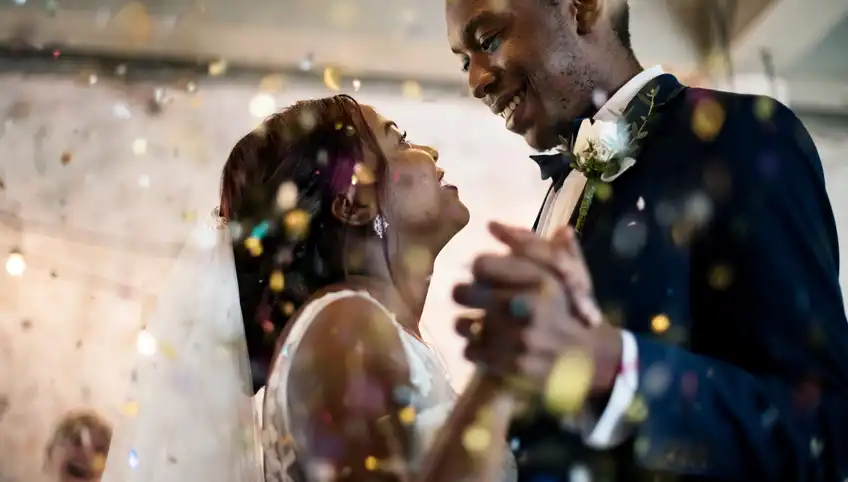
[469,61,497,99]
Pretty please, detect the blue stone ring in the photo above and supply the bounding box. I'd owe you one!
[508,295,532,318]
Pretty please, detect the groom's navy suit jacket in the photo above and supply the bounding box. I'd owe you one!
[512,77,848,481]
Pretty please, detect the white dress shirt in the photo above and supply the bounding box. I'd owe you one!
[535,65,665,448]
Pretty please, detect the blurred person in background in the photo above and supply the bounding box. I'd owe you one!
[446,0,848,480]
[101,95,516,482]
[45,411,112,482]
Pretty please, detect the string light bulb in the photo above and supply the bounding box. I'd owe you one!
[5,249,25,276]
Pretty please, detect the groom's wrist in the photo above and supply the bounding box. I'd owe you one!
[590,323,624,396]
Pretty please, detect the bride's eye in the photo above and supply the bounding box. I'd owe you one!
[399,130,409,146]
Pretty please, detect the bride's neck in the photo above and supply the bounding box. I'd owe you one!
[343,273,430,337]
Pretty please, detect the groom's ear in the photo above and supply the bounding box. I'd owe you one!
[330,190,378,227]
[570,0,604,36]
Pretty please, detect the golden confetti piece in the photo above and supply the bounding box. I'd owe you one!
[284,210,310,240]
[401,80,422,99]
[651,313,670,333]
[60,151,73,165]
[182,210,197,223]
[269,271,285,292]
[462,425,492,453]
[708,264,733,290]
[208,59,228,76]
[281,301,295,316]
[351,174,358,185]
[259,74,285,93]
[754,96,776,122]
[91,454,106,472]
[329,1,359,27]
[543,350,594,415]
[403,245,433,278]
[398,406,416,424]
[113,2,152,44]
[276,182,298,210]
[625,395,648,422]
[364,455,379,471]
[123,401,139,415]
[691,98,725,141]
[353,163,375,184]
[595,182,612,201]
[244,237,263,256]
[352,78,362,91]
[160,341,178,359]
[323,66,343,92]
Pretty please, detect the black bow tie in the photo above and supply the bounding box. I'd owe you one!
[528,73,685,191]
[529,117,587,190]
[530,150,574,190]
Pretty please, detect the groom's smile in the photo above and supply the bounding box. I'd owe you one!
[446,0,619,151]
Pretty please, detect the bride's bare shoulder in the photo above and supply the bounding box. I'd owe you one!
[289,289,409,377]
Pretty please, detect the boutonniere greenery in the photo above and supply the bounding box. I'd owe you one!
[558,87,665,233]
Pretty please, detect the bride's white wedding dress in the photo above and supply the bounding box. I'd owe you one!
[100,212,515,482]
[262,290,517,481]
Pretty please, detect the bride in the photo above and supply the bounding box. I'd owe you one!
[101,95,516,482]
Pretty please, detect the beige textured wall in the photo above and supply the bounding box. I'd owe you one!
[0,73,846,481]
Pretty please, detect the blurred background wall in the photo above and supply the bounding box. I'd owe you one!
[0,0,846,480]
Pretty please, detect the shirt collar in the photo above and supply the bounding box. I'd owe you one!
[593,65,665,122]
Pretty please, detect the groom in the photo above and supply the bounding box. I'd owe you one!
[446,0,848,480]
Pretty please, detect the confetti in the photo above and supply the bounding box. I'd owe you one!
[113,2,152,44]
[60,151,73,165]
[364,455,379,471]
[5,250,25,276]
[462,425,491,452]
[708,264,733,290]
[284,210,310,240]
[754,96,776,121]
[650,313,670,333]
[398,406,416,424]
[136,329,157,355]
[123,401,139,415]
[259,74,285,93]
[244,237,263,257]
[691,97,725,141]
[208,59,228,76]
[276,182,299,210]
[401,80,422,99]
[352,79,362,91]
[269,271,285,292]
[323,67,343,92]
[131,138,148,155]
[543,350,594,415]
[249,94,276,118]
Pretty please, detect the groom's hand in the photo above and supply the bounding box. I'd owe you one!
[453,222,623,400]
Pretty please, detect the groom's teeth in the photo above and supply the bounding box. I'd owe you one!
[501,92,525,124]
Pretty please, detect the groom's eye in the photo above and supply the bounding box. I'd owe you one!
[460,56,470,72]
[479,34,502,54]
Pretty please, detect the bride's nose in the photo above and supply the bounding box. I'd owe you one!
[413,144,439,162]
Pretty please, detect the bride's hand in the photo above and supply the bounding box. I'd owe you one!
[490,222,602,327]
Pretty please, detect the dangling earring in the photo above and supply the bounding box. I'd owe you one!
[373,214,389,239]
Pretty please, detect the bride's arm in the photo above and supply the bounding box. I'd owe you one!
[287,296,488,481]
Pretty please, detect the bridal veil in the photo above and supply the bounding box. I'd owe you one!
[101,210,263,482]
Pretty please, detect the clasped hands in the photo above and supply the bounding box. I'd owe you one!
[453,222,623,412]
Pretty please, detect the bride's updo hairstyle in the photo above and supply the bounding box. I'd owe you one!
[219,95,389,391]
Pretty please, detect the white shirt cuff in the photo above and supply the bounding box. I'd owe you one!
[559,330,639,448]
